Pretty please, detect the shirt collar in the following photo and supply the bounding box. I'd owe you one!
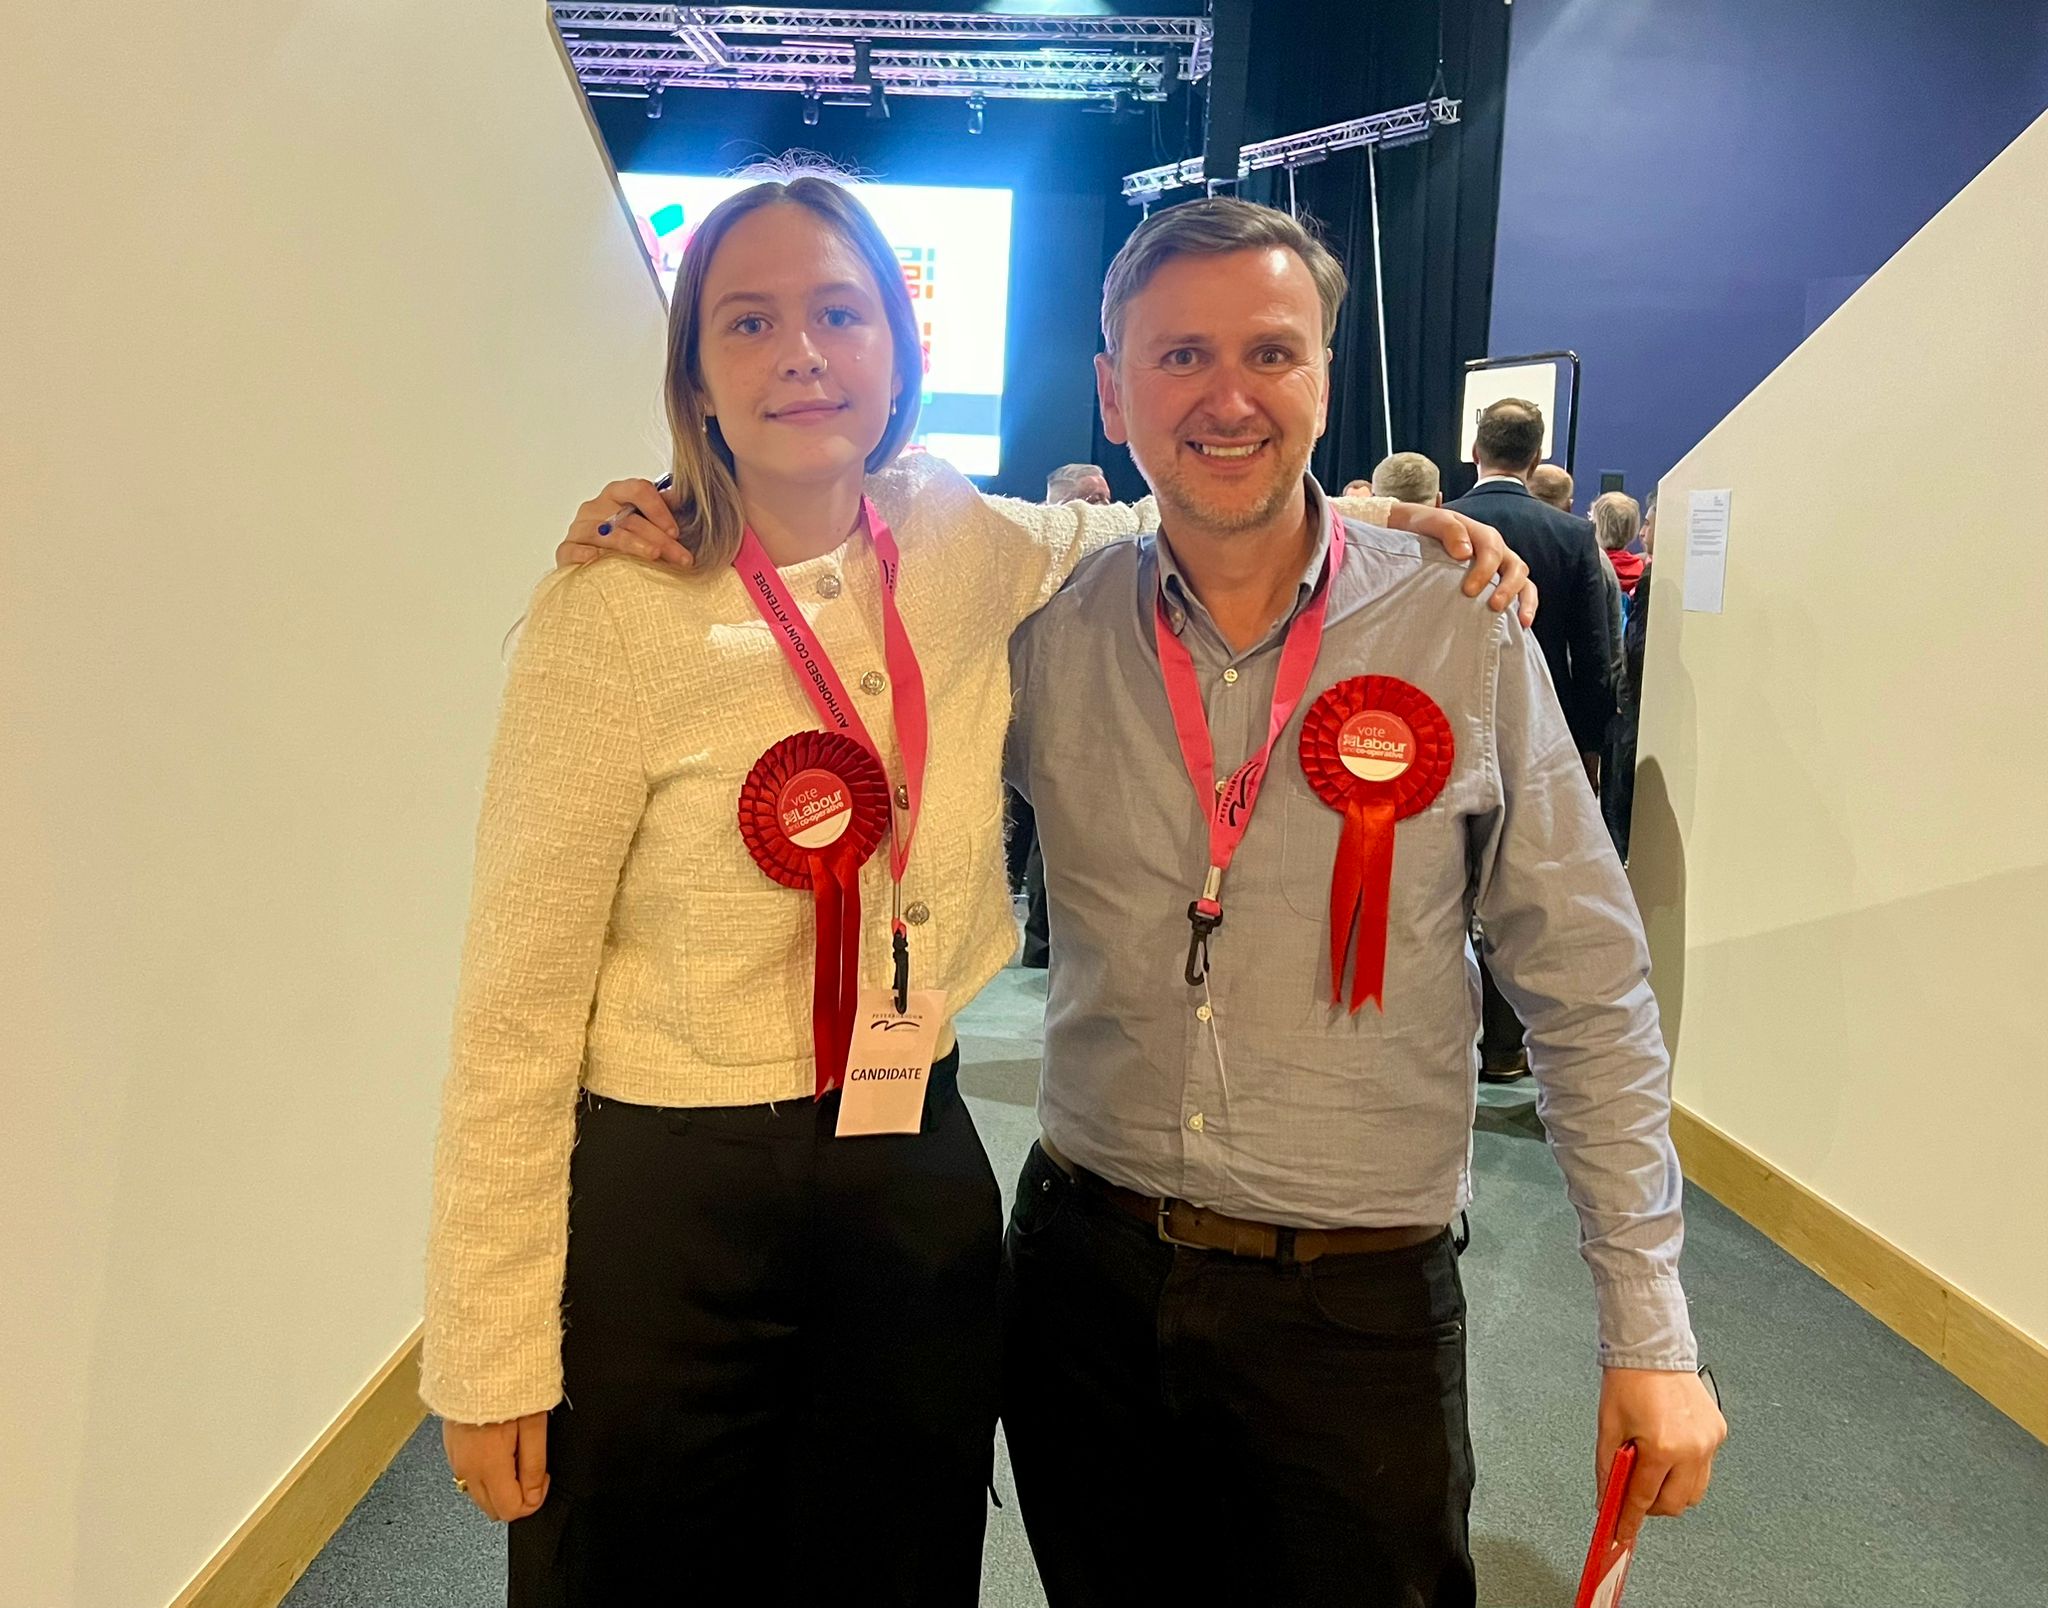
[1471,473,1529,493]
[1155,475,1337,640]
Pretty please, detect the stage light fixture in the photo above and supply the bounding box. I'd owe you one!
[645,82,663,119]
[852,36,888,121]
[967,93,986,135]
[803,83,821,125]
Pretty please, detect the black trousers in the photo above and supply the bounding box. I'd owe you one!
[1603,704,1639,863]
[1477,951,1527,1070]
[508,1050,1000,1607]
[1003,1143,1476,1608]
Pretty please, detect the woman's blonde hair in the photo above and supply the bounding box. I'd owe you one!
[663,170,924,569]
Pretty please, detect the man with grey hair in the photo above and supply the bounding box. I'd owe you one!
[1370,449,1442,506]
[1004,197,1722,1607]
[1046,462,1112,505]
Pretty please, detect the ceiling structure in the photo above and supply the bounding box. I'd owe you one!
[552,5,1210,104]
[549,7,1461,207]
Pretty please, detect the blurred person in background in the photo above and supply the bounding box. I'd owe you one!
[1449,401,1615,1082]
[1589,493,1642,857]
[1595,490,1646,599]
[1369,450,1442,507]
[1047,462,1113,505]
[1529,463,1574,512]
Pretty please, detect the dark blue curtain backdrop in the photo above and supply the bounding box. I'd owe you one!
[1234,0,1512,499]
[1489,0,2048,505]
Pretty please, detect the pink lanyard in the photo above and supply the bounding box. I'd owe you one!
[1154,507,1345,985]
[735,499,929,1006]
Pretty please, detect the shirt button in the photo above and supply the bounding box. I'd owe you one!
[1188,1112,1206,1132]
[904,900,931,926]
[860,670,887,695]
[817,574,842,599]
[1221,667,1240,685]
[894,783,910,809]
[1195,1003,1213,1022]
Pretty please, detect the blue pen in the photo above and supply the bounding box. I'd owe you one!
[596,473,675,537]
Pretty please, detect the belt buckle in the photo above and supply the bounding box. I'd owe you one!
[1155,1198,1203,1249]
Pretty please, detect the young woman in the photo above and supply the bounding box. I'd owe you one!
[425,172,1527,1605]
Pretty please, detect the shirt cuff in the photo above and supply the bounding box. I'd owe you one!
[1592,1274,1699,1372]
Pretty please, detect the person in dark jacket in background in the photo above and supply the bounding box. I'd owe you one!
[1590,492,1644,857]
[1449,400,1616,1080]
[1449,401,1614,777]
[1608,511,1657,859]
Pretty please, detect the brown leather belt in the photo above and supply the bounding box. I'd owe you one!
[1038,1139,1442,1265]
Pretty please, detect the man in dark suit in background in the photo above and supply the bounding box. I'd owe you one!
[1450,401,1614,777]
[1450,400,1616,1080]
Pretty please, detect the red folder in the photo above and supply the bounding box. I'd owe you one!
[1573,1442,1639,1608]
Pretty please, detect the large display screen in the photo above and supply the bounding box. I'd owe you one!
[619,173,1014,477]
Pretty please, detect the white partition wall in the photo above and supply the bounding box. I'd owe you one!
[0,7,666,1603]
[1634,112,2048,1400]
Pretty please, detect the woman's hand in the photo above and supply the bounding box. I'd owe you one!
[444,1412,550,1522]
[557,478,692,570]
[1383,504,1539,628]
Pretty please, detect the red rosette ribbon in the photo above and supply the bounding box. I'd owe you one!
[738,731,890,1096]
[1298,676,1454,1013]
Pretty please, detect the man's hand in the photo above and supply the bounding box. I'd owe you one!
[1597,1368,1727,1544]
[557,478,691,570]
[444,1412,551,1522]
[1379,504,1539,628]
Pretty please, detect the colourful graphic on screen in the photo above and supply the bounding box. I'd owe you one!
[618,173,1013,477]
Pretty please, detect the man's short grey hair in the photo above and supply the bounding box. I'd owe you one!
[1100,197,1348,358]
[1046,463,1107,499]
[1590,491,1642,551]
[1369,452,1440,505]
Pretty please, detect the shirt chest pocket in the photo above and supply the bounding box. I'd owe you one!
[1278,785,1466,927]
[1278,782,1348,924]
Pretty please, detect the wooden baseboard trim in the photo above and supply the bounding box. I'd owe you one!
[170,1328,426,1608]
[1671,1105,2048,1443]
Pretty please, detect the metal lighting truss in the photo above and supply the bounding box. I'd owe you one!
[553,5,1208,103]
[1120,97,1463,204]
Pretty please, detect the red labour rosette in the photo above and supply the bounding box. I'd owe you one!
[738,731,890,1096]
[1298,676,1455,1013]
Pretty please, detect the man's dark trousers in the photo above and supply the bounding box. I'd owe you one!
[1002,1141,1477,1608]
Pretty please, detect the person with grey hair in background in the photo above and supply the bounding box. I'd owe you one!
[1046,462,1113,505]
[1529,462,1575,512]
[1370,450,1442,507]
[1591,491,1644,856]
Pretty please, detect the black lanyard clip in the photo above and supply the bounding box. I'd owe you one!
[891,927,910,1014]
[1184,901,1222,987]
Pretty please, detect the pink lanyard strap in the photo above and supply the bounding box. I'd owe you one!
[734,499,929,1006]
[1154,506,1345,985]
